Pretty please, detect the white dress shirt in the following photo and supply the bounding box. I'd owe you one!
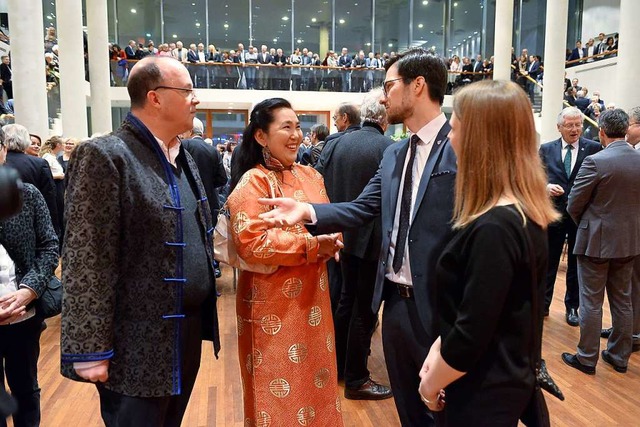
[385,113,447,286]
[561,138,579,175]
[0,244,35,323]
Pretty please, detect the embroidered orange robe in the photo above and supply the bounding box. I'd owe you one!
[227,164,344,427]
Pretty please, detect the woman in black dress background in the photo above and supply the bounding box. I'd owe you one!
[418,80,560,426]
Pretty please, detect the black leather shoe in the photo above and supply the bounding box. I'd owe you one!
[561,352,595,375]
[344,378,393,400]
[601,327,613,339]
[566,308,579,326]
[601,350,627,373]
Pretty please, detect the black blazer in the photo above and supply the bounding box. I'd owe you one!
[0,183,58,298]
[319,123,392,261]
[257,52,272,64]
[311,122,457,336]
[315,124,361,174]
[539,137,602,214]
[181,137,227,219]
[5,151,59,235]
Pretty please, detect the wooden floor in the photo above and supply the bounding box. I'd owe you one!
[12,262,640,426]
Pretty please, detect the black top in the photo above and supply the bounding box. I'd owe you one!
[436,205,547,399]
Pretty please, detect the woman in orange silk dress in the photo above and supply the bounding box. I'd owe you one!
[227,98,344,427]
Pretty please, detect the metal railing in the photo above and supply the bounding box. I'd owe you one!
[565,49,618,67]
[109,60,494,93]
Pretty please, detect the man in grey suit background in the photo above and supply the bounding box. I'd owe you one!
[562,109,640,375]
[601,106,640,352]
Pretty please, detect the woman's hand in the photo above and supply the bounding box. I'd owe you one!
[418,337,446,412]
[0,288,36,325]
[317,233,343,262]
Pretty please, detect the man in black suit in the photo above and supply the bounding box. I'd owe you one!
[315,103,361,315]
[539,107,602,326]
[316,102,361,174]
[256,45,272,90]
[0,56,13,100]
[124,40,137,60]
[3,124,59,237]
[319,88,393,401]
[569,40,586,63]
[472,54,484,81]
[180,118,227,224]
[260,48,456,426]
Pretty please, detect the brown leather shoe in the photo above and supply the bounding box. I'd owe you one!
[344,378,393,400]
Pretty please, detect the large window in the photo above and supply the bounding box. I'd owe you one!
[335,1,373,54]
[376,0,410,54]
[211,0,249,51]
[294,0,331,56]
[164,0,205,48]
[251,0,291,54]
[412,0,444,54]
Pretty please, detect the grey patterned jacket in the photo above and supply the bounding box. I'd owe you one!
[0,183,58,299]
[60,116,220,397]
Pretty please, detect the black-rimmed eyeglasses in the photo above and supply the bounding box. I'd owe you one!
[382,77,404,97]
[152,85,197,98]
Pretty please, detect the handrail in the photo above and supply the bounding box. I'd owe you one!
[565,49,617,67]
[510,64,599,129]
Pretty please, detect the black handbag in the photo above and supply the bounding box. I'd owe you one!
[35,276,63,318]
[520,223,563,427]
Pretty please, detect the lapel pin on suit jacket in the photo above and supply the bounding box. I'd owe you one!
[436,139,442,146]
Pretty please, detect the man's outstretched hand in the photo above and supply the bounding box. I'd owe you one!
[258,198,312,227]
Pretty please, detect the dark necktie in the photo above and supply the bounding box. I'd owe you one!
[564,144,573,177]
[393,135,420,273]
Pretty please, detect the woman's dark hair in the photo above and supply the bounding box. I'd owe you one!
[230,97,292,191]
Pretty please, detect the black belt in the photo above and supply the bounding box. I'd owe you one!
[385,279,414,299]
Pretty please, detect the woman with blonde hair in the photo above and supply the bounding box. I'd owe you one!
[418,80,559,426]
[41,136,66,246]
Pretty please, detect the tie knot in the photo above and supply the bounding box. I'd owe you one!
[410,135,420,149]
[566,144,574,150]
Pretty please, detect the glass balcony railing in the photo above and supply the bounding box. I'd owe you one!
[109,60,493,93]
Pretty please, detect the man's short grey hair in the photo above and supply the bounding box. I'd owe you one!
[192,117,204,136]
[598,108,629,139]
[628,106,640,124]
[360,87,387,126]
[2,124,31,152]
[557,106,583,125]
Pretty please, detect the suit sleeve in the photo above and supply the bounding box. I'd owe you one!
[61,141,120,364]
[311,165,382,234]
[210,146,228,188]
[567,155,598,224]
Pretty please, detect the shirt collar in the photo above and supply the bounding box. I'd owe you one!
[154,136,181,167]
[414,113,447,145]
[561,138,579,150]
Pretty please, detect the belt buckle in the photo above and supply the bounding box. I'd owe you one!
[397,284,411,298]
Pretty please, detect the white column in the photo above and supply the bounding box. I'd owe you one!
[540,0,569,143]
[7,2,49,138]
[87,0,113,134]
[56,0,88,138]
[493,0,514,81]
[616,0,640,112]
